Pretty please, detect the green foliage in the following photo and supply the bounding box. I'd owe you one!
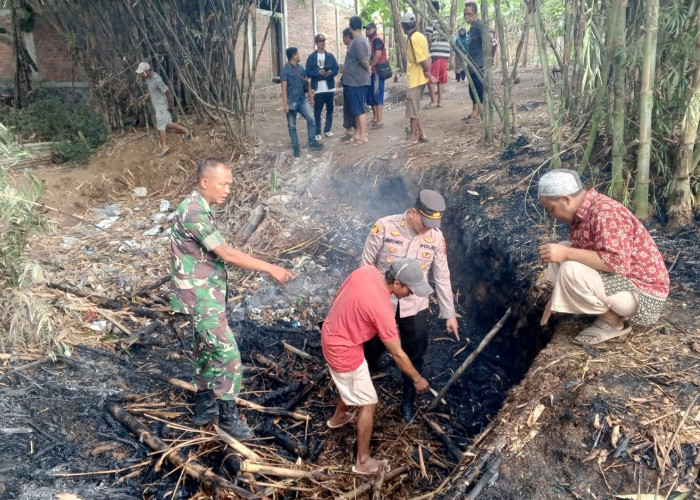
[0,92,107,165]
[0,122,59,349]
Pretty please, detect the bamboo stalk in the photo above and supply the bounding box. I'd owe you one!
[634,0,659,219]
[610,0,628,200]
[527,0,561,169]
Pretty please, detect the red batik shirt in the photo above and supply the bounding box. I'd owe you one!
[570,189,669,299]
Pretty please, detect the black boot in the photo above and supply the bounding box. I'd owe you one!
[193,389,219,427]
[401,381,417,423]
[218,400,255,440]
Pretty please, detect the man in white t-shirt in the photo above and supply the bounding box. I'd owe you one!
[305,34,339,141]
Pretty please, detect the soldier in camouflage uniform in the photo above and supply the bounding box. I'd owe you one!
[171,158,294,439]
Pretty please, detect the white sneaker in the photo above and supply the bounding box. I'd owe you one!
[324,131,334,137]
[315,135,322,141]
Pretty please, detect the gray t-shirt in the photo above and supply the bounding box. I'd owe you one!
[146,73,169,111]
[343,34,370,87]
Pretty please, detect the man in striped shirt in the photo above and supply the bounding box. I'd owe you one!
[425,1,451,108]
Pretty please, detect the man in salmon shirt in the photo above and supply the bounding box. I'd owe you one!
[321,258,431,475]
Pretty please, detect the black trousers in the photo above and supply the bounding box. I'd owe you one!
[314,92,334,136]
[363,308,429,383]
[468,67,484,105]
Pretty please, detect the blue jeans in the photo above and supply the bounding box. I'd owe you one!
[287,97,316,150]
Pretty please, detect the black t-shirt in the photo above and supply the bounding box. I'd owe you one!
[372,38,384,51]
[468,19,484,68]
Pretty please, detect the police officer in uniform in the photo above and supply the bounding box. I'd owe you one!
[361,190,459,422]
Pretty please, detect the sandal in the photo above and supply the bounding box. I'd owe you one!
[351,460,391,476]
[327,412,357,429]
[573,322,632,346]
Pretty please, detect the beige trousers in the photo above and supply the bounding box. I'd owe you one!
[546,261,639,319]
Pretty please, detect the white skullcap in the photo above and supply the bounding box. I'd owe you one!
[538,169,583,197]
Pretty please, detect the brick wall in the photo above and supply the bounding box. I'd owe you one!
[0,11,85,87]
[286,0,355,65]
[32,17,83,82]
[0,13,16,85]
[232,0,356,89]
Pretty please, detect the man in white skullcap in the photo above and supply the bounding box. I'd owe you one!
[136,61,190,157]
[537,169,669,345]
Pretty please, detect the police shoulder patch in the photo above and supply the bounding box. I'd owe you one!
[371,223,382,235]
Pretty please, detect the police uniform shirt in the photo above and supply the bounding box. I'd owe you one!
[361,211,456,319]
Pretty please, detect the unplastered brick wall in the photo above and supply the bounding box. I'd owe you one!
[32,17,80,82]
[0,13,85,85]
[286,0,355,65]
[0,14,16,84]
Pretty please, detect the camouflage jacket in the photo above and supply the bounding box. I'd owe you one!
[170,189,228,315]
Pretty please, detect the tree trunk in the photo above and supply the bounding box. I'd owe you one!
[635,0,659,219]
[510,9,530,83]
[450,0,459,71]
[481,0,494,143]
[522,13,529,67]
[10,0,22,110]
[389,0,406,72]
[494,0,512,143]
[610,0,628,200]
[561,0,574,112]
[668,8,700,226]
[578,0,619,174]
[528,0,561,168]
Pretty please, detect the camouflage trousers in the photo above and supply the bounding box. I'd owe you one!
[191,311,241,401]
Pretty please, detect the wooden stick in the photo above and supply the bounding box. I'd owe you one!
[427,308,511,411]
[239,460,312,478]
[422,416,463,462]
[253,353,286,376]
[282,341,317,360]
[336,466,409,500]
[106,401,259,499]
[215,425,262,461]
[372,461,389,500]
[467,453,502,499]
[96,309,132,335]
[120,320,162,349]
[147,372,311,420]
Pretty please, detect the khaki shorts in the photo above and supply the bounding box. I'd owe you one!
[405,85,425,119]
[328,359,378,406]
[155,109,172,131]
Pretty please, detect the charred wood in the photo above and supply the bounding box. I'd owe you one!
[336,466,409,500]
[106,401,259,499]
[284,367,329,411]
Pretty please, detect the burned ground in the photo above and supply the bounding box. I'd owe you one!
[1,67,699,499]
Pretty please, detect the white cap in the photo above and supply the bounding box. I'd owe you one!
[538,169,583,197]
[401,12,416,24]
[136,62,150,75]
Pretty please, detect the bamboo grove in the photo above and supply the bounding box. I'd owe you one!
[16,0,269,145]
[5,0,700,226]
[374,0,700,226]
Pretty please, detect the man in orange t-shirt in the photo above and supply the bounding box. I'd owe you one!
[321,259,430,475]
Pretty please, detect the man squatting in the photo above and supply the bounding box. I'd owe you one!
[170,158,294,438]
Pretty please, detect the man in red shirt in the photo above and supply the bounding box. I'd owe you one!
[321,259,431,475]
[537,169,669,345]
